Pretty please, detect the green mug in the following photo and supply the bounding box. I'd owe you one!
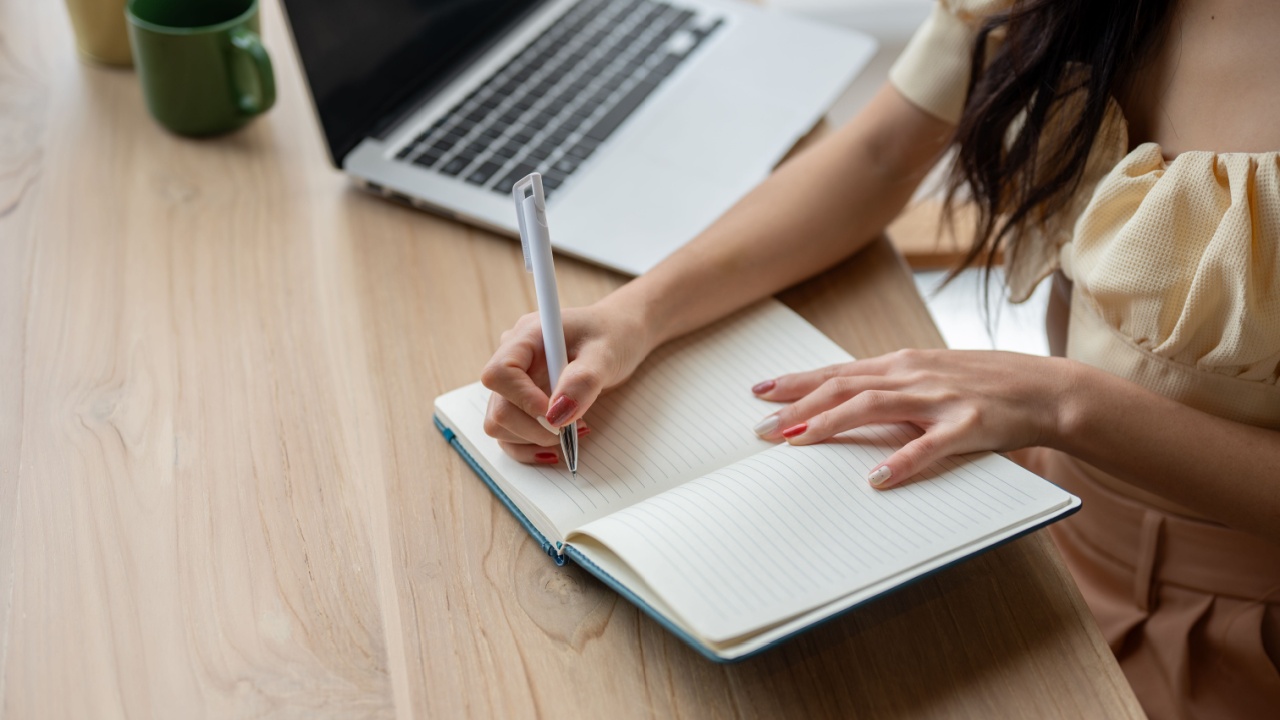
[126,0,275,136]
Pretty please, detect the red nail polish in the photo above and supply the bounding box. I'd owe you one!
[781,423,808,438]
[577,425,590,436]
[546,396,578,427]
[534,452,559,464]
[751,379,776,395]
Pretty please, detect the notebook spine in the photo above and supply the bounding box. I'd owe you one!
[546,541,567,566]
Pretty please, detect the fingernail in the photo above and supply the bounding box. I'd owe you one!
[867,465,892,487]
[781,423,808,439]
[546,396,578,427]
[537,416,557,434]
[751,379,776,395]
[577,425,590,437]
[752,414,780,437]
[535,452,559,464]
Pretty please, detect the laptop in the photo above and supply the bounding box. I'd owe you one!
[280,0,876,275]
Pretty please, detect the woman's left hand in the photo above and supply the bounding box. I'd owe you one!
[750,349,1076,489]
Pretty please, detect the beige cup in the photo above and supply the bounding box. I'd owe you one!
[65,0,133,65]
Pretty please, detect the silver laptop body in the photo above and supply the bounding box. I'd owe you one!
[283,0,876,275]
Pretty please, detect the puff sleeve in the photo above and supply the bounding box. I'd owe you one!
[888,0,1013,124]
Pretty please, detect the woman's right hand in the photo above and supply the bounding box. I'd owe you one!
[480,298,653,464]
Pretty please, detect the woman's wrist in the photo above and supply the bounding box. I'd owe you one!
[1045,356,1093,453]
[596,281,666,356]
[600,273,686,352]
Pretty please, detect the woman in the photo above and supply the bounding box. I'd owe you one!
[479,1,1280,716]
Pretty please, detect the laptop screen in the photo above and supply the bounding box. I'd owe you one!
[281,0,544,167]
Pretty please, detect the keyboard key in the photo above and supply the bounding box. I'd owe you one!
[560,112,589,132]
[552,157,579,175]
[493,166,537,193]
[394,144,414,160]
[584,79,658,142]
[466,161,505,186]
[667,8,696,29]
[428,124,461,140]
[690,17,723,39]
[493,142,522,159]
[440,156,470,176]
[429,138,457,154]
[520,154,552,172]
[495,79,522,97]
[651,53,682,79]
[586,86,614,106]
[565,138,599,159]
[545,128,573,146]
[531,78,556,98]
[412,150,444,168]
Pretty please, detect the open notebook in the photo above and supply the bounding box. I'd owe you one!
[434,301,1080,661]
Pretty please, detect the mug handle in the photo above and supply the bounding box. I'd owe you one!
[229,27,276,116]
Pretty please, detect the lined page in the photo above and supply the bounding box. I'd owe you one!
[571,425,1074,643]
[433,301,854,538]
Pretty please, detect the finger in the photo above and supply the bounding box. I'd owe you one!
[867,427,964,490]
[753,376,902,439]
[481,338,554,424]
[752,356,894,402]
[484,395,560,446]
[546,346,612,428]
[498,440,562,465]
[497,425,592,465]
[781,390,925,445]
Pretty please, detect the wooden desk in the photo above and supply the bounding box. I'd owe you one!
[0,2,1142,717]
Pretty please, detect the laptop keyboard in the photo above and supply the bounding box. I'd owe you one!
[393,0,723,199]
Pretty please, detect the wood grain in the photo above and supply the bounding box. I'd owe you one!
[0,1,1143,718]
[888,200,985,269]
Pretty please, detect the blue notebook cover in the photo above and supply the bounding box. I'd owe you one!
[434,414,1080,663]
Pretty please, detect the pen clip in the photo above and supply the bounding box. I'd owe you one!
[511,173,547,273]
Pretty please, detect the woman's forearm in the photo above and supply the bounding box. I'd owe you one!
[1054,361,1280,544]
[603,84,954,351]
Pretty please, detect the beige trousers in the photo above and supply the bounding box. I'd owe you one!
[1017,447,1280,720]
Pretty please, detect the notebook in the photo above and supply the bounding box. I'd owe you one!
[433,300,1080,661]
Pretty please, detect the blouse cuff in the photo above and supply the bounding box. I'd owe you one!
[888,2,985,125]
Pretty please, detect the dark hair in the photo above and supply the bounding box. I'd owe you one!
[944,0,1175,286]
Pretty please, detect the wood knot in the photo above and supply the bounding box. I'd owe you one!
[513,538,616,649]
[539,567,584,604]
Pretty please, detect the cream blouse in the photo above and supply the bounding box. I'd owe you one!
[890,0,1280,430]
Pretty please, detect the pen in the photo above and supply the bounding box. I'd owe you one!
[512,173,579,476]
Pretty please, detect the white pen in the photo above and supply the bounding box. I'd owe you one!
[512,173,578,476]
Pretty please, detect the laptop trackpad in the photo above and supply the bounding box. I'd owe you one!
[554,156,743,273]
[554,79,804,273]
